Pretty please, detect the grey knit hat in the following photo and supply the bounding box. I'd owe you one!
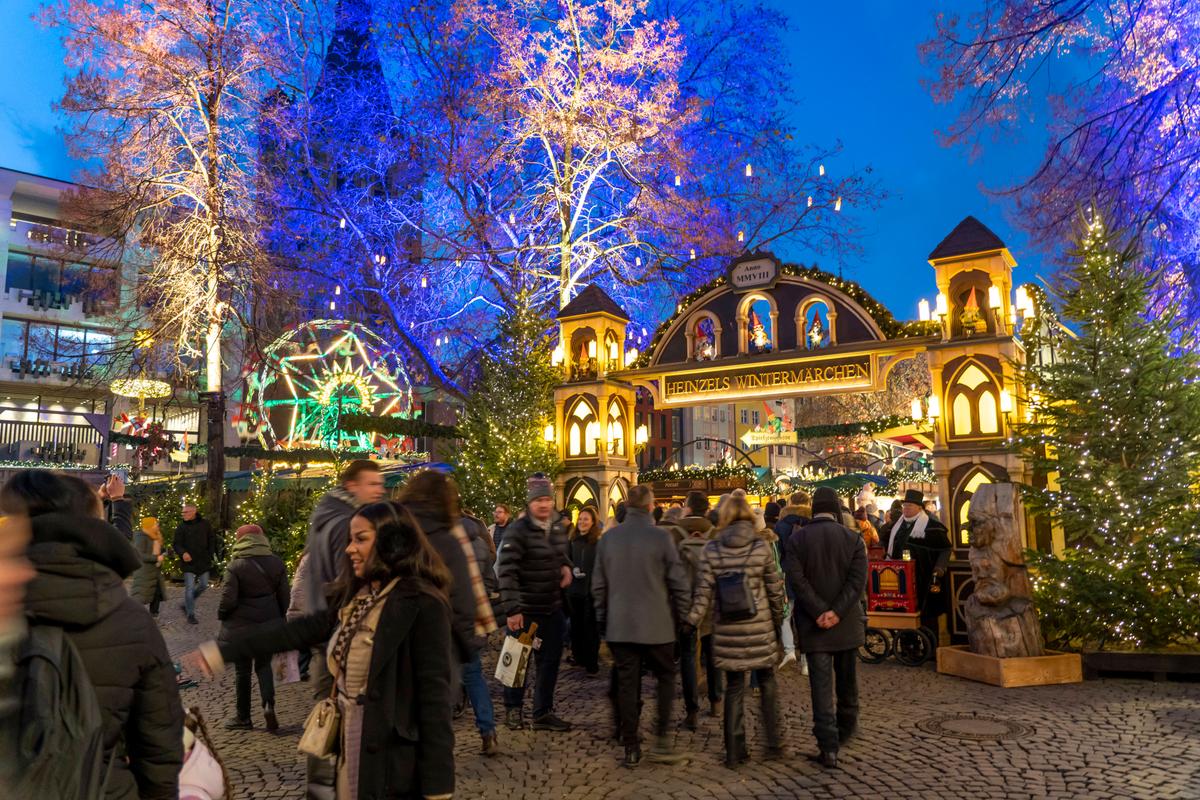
[526,473,554,502]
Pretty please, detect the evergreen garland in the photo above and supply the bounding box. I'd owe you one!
[1015,213,1200,650]
[454,300,561,515]
[629,261,942,369]
[336,413,459,440]
[791,415,911,440]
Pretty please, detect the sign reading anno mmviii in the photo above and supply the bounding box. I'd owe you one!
[662,356,872,403]
[727,255,780,292]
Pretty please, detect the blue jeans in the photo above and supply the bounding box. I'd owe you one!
[462,651,495,735]
[502,609,565,719]
[183,571,209,617]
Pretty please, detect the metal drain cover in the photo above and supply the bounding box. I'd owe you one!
[915,713,1031,741]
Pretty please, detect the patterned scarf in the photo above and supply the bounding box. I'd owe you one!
[330,586,386,673]
[451,524,497,637]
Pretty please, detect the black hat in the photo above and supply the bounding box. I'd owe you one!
[812,487,841,517]
[902,489,924,506]
[764,501,781,523]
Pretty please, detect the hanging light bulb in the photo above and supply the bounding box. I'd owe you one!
[334,285,341,296]
[745,163,753,177]
[674,174,681,187]
[737,230,744,242]
[689,249,696,260]
[379,254,387,265]
[635,256,642,267]
[807,196,813,208]
[329,300,336,311]
[819,164,825,176]
[508,212,515,225]
[339,218,346,229]
[624,347,638,366]
[420,276,428,288]
[834,196,842,212]
[918,299,930,321]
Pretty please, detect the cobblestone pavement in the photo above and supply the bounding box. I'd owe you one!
[164,588,1200,799]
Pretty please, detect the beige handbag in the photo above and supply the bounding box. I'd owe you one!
[297,692,340,758]
[298,590,384,758]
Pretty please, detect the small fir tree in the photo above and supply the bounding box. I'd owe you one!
[455,301,561,516]
[234,465,334,576]
[1016,212,1200,649]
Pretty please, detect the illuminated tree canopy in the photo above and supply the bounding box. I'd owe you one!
[923,0,1200,318]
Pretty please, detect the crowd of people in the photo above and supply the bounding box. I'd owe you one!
[0,459,953,799]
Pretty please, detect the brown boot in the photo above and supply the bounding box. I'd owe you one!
[481,732,500,757]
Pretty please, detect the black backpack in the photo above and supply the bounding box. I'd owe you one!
[14,623,113,800]
[714,541,761,623]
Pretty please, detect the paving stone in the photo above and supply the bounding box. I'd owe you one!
[164,588,1200,799]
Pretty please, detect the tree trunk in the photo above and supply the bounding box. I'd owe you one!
[204,389,225,528]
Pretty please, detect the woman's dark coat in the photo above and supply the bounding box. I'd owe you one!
[565,534,598,601]
[217,537,289,644]
[408,505,480,663]
[218,582,455,800]
[25,504,183,799]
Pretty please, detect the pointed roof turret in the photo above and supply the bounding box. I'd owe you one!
[928,216,1007,262]
[557,285,629,321]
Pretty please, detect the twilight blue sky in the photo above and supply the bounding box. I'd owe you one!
[0,0,1050,320]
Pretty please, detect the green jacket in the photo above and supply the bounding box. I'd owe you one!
[130,530,166,604]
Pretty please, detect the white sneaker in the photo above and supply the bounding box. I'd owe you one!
[800,657,809,677]
[779,651,797,670]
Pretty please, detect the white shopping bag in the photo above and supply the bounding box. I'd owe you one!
[272,651,301,684]
[494,635,533,688]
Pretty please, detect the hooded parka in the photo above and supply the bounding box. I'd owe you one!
[687,520,786,671]
[25,507,183,800]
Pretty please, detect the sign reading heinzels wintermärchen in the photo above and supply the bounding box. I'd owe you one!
[661,355,873,403]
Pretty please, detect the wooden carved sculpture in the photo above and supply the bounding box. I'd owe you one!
[964,484,1044,658]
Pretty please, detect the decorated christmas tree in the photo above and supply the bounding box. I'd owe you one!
[454,300,561,515]
[1016,212,1200,649]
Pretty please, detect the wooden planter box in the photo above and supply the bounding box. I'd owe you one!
[1082,650,1200,681]
[937,646,1082,688]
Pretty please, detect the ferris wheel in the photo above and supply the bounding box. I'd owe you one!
[247,320,413,451]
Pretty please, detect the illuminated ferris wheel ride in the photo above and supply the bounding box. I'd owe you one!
[248,320,413,451]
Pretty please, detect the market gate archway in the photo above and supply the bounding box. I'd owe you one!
[547,217,1050,642]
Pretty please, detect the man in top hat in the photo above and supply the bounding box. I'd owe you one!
[885,489,952,632]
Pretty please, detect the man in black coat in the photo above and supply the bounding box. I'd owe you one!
[496,473,573,732]
[784,487,866,769]
[883,489,952,631]
[218,524,289,732]
[173,502,216,625]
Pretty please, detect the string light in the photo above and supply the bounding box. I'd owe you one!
[745,163,753,177]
